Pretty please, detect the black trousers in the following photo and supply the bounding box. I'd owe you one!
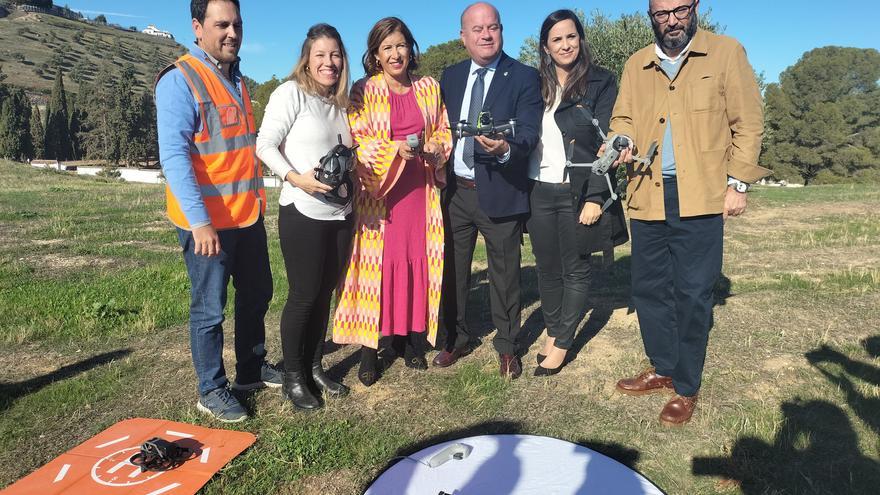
[278,203,353,372]
[442,182,522,355]
[526,181,591,350]
[630,177,723,397]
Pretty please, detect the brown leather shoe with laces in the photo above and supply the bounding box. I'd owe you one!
[616,368,674,396]
[660,394,698,426]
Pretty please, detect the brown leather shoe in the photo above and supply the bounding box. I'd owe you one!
[432,347,471,368]
[616,368,674,396]
[499,354,522,379]
[660,394,698,427]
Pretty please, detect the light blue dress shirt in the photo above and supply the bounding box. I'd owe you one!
[453,55,511,180]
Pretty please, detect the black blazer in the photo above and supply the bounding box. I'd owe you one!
[554,65,629,254]
[440,52,543,218]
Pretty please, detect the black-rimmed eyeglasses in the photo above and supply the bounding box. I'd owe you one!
[649,1,697,24]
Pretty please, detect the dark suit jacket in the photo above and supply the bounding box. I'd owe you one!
[440,52,542,218]
[553,65,629,254]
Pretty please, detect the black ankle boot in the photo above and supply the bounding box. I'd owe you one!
[359,347,379,387]
[312,364,350,397]
[404,332,428,370]
[282,370,321,410]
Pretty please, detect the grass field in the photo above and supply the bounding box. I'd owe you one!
[1,160,878,494]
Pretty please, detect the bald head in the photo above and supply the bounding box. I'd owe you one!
[460,2,501,29]
[460,1,503,66]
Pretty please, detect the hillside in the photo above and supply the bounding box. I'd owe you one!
[0,9,185,97]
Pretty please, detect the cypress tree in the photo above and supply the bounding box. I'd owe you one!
[68,98,84,160]
[43,69,72,160]
[0,83,33,161]
[30,102,45,159]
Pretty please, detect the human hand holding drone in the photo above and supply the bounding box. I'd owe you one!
[565,105,658,213]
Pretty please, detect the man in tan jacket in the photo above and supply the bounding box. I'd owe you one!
[610,0,769,426]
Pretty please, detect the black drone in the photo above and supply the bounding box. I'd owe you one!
[450,111,517,140]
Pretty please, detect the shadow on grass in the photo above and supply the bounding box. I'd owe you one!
[693,338,880,493]
[366,420,652,494]
[0,349,132,412]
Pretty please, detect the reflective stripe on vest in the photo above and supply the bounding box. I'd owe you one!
[160,54,266,231]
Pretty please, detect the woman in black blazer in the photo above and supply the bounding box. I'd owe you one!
[527,9,628,375]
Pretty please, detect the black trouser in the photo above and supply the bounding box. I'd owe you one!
[630,177,723,397]
[442,182,522,355]
[526,181,591,350]
[278,203,353,372]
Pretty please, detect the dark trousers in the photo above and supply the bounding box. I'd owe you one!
[278,203,353,372]
[630,177,723,397]
[177,217,273,395]
[526,181,591,350]
[442,183,522,355]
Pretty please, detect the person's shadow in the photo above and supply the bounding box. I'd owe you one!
[0,349,132,413]
[693,399,880,493]
[693,336,880,493]
[805,337,880,436]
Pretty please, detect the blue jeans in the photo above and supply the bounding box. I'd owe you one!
[177,217,273,395]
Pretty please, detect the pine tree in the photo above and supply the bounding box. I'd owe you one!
[43,69,72,160]
[30,103,45,159]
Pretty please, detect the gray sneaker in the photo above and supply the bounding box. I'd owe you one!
[231,361,283,391]
[197,387,248,423]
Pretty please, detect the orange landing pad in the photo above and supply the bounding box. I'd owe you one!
[2,417,256,495]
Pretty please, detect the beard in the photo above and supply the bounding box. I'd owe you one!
[652,14,698,53]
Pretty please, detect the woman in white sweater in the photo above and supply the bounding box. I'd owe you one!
[256,23,353,411]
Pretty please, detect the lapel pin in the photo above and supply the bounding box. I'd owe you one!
[504,71,509,77]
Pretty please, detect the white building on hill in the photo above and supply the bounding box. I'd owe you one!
[142,25,174,39]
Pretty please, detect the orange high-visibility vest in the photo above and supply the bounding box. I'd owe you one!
[159,53,266,230]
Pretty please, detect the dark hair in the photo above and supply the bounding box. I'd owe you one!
[191,0,240,24]
[538,9,592,106]
[362,17,420,77]
[287,23,351,108]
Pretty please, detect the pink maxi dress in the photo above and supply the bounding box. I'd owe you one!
[380,88,428,336]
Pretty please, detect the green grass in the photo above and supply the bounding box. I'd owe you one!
[440,361,511,416]
[1,161,879,494]
[751,183,880,205]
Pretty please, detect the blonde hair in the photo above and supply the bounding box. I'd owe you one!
[287,23,350,108]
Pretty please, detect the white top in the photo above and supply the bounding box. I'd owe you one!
[528,91,567,183]
[453,55,510,180]
[256,80,352,220]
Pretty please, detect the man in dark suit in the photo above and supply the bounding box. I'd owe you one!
[432,1,542,378]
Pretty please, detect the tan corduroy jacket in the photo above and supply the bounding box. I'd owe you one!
[610,30,770,220]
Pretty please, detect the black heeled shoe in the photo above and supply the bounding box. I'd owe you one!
[533,364,562,377]
[312,364,350,397]
[536,353,546,365]
[282,370,322,410]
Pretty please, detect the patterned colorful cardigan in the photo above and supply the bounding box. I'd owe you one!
[331,74,452,349]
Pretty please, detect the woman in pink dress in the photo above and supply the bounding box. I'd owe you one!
[331,17,452,386]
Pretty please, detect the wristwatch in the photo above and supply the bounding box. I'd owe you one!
[728,177,750,193]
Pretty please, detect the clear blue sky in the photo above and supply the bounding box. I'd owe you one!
[69,0,878,85]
